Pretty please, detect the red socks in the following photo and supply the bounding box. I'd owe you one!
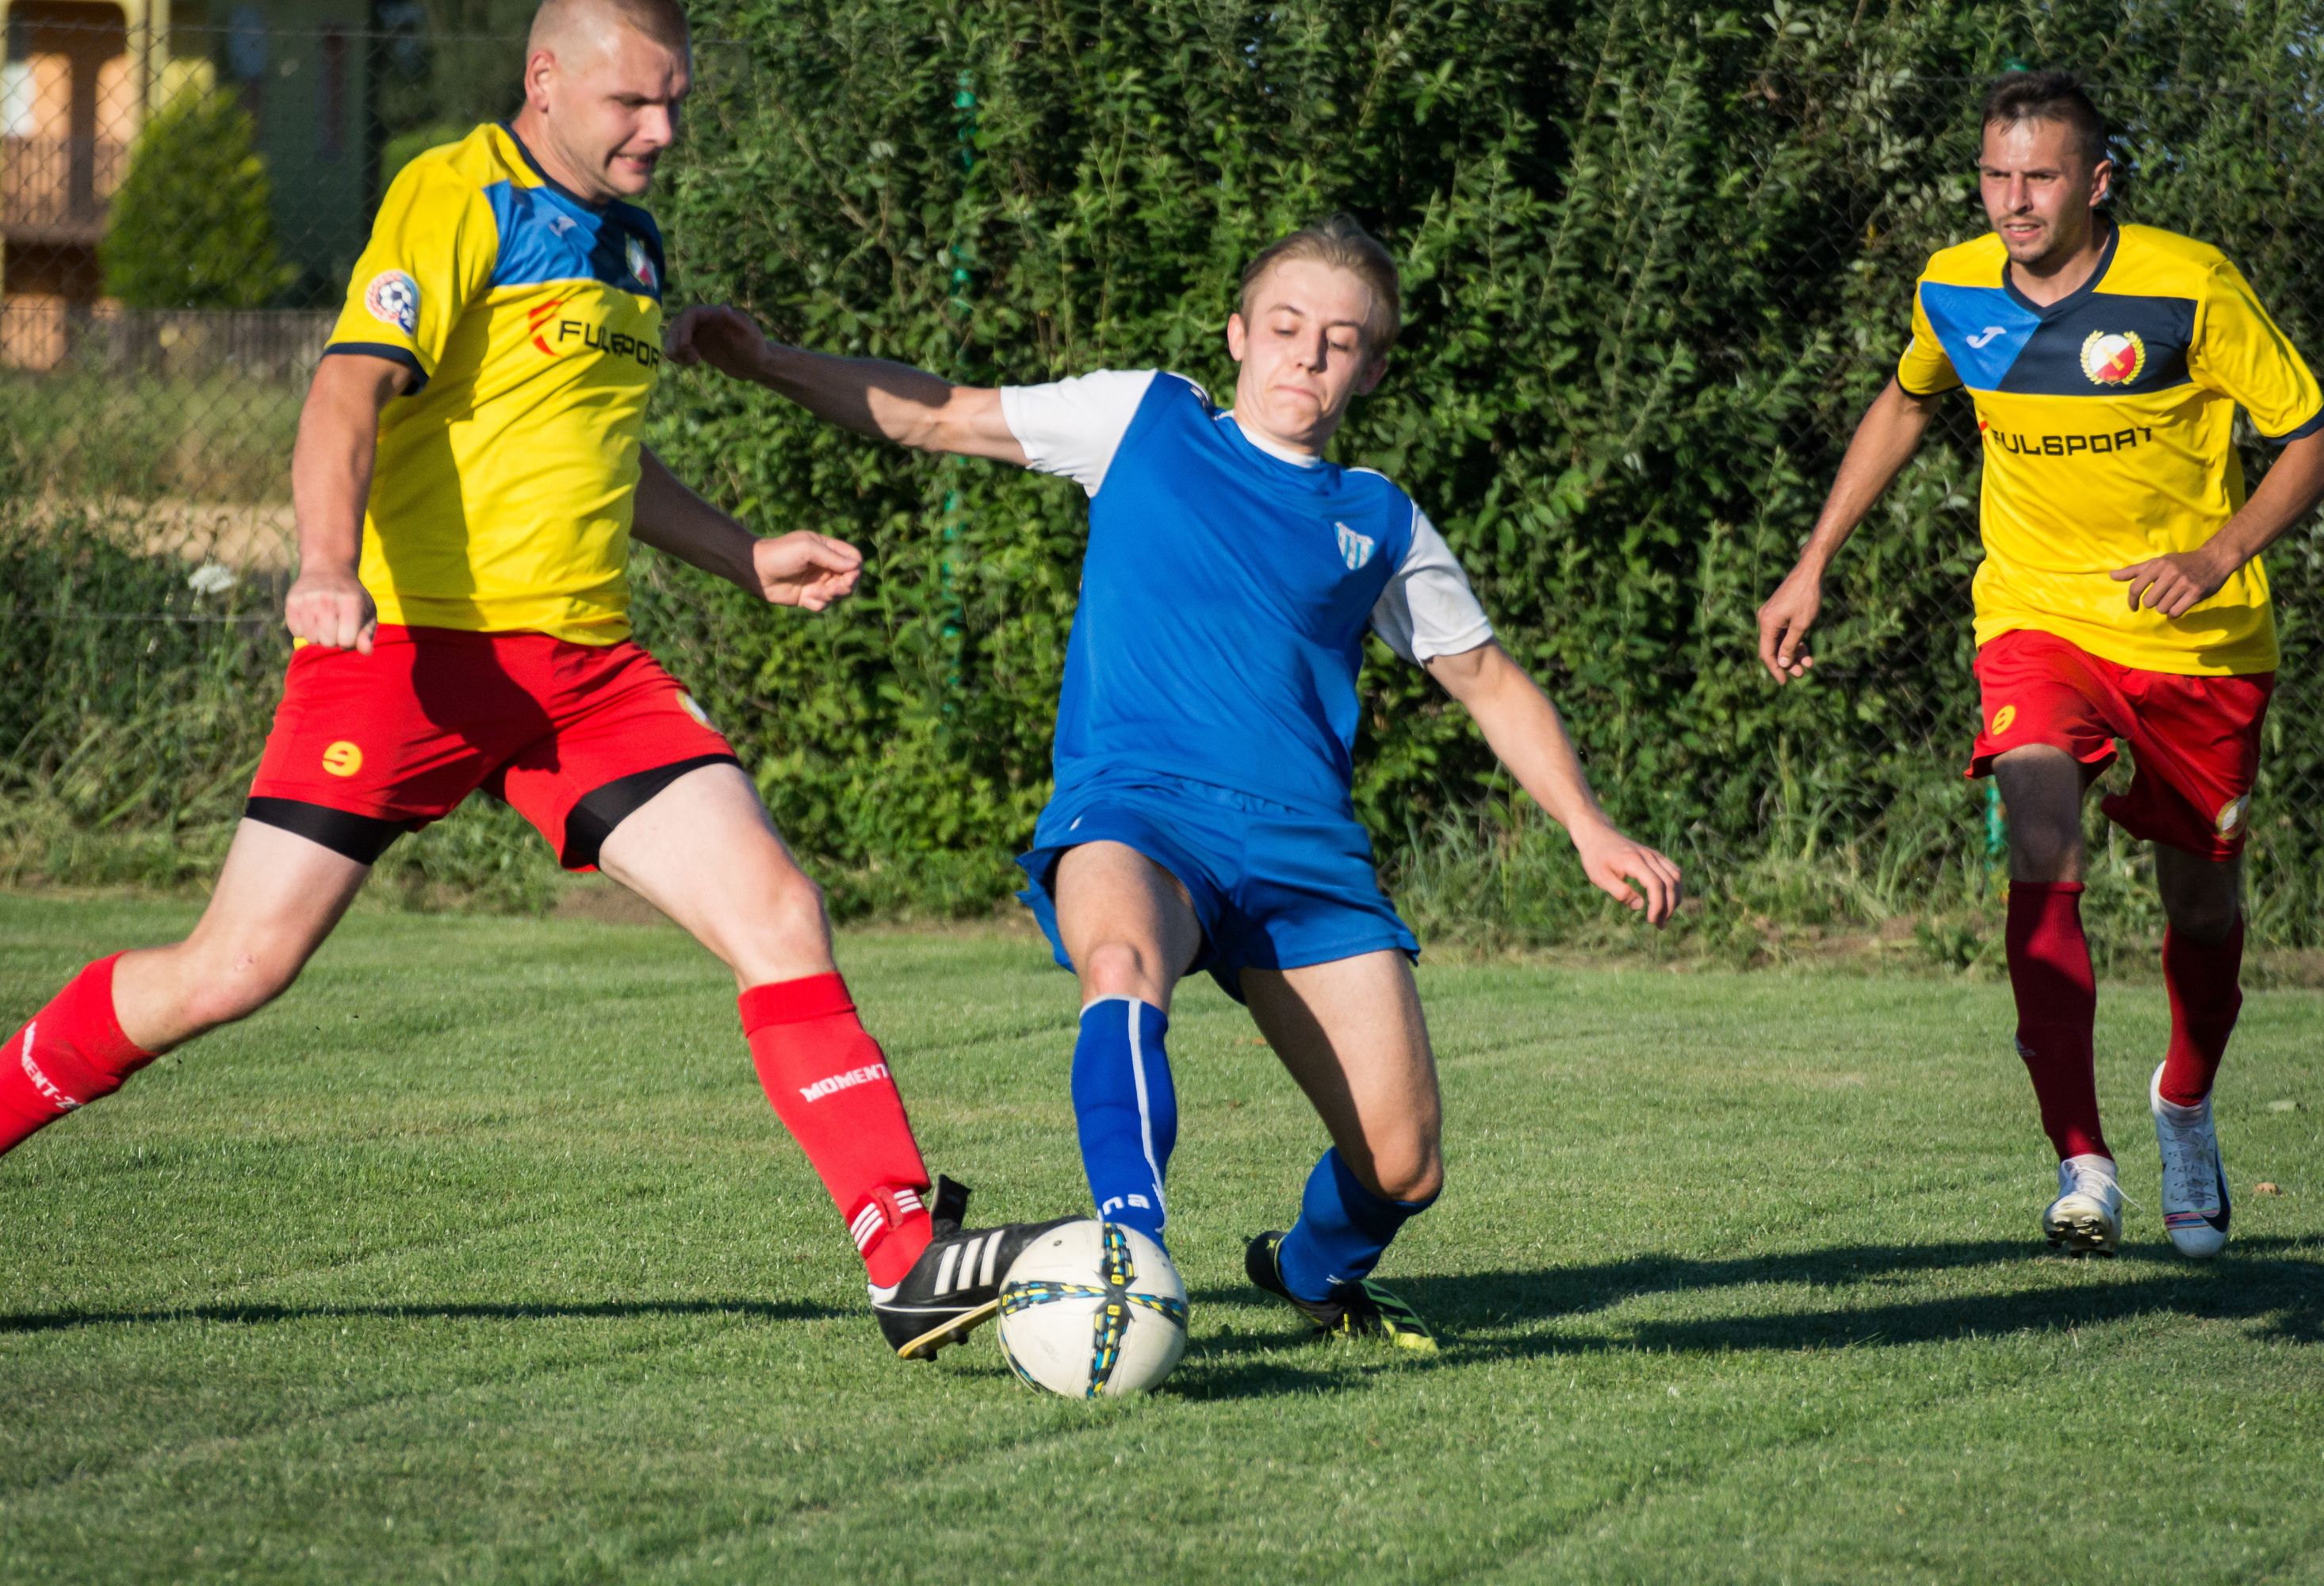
[740,973,932,1286]
[0,954,155,1155]
[2158,916,2244,1108]
[2005,882,2108,1161]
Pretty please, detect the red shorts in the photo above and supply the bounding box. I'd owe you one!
[247,625,737,870]
[1969,628,2273,860]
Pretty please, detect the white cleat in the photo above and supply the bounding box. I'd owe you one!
[2041,1153,2123,1256]
[2152,1064,2231,1259]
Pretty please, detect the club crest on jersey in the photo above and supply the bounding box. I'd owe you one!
[2081,330,2147,386]
[1335,522,1376,572]
[364,270,419,335]
[626,235,657,292]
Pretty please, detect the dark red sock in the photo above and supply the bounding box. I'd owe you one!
[740,974,932,1286]
[1,954,155,1156]
[2158,915,2244,1108]
[2005,882,2108,1161]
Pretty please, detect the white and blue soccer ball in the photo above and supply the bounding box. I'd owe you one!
[995,1220,1188,1398]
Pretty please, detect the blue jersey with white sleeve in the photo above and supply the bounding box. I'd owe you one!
[1001,370,1492,815]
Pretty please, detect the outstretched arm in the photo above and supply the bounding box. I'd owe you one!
[1425,641,1683,925]
[666,305,1026,464]
[1755,377,1940,683]
[631,446,863,613]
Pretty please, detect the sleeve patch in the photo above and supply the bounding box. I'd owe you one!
[364,270,421,335]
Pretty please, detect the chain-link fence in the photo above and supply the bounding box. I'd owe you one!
[4,12,2323,944]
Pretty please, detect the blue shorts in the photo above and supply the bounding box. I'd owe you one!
[1015,773,1420,1004]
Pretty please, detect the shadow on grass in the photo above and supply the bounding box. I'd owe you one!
[0,1297,841,1335]
[1182,1235,2324,1378]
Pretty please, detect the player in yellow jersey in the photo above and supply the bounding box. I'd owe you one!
[0,0,1069,1358]
[1758,71,2324,1258]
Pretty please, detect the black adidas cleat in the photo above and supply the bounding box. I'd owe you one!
[1245,1231,1438,1354]
[872,1176,1078,1360]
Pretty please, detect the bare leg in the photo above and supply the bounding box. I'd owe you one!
[114,819,373,1052]
[1242,951,1442,1203]
[1051,841,1203,1011]
[1993,745,2088,883]
[2155,845,2242,943]
[595,760,940,1290]
[594,762,836,986]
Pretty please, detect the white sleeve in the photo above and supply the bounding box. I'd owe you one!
[997,368,1159,496]
[1369,505,1495,665]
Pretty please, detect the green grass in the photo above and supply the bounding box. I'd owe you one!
[2,896,2320,1584]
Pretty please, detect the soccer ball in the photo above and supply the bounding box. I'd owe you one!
[995,1220,1189,1398]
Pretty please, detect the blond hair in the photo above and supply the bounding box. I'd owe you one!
[530,0,690,57]
[1238,213,1402,352]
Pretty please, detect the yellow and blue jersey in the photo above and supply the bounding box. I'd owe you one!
[321,122,666,643]
[1899,221,2322,675]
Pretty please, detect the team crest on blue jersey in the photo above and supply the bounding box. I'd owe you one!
[364,270,419,335]
[1334,522,1376,572]
[625,235,657,293]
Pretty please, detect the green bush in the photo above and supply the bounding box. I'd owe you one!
[102,86,298,310]
[629,0,2324,943]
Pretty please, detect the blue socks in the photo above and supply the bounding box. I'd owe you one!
[1276,1147,1437,1304]
[1071,997,1177,1244]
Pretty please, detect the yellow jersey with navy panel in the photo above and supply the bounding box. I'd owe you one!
[321,121,666,644]
[1897,220,2323,676]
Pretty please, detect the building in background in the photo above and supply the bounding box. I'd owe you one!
[1,0,372,369]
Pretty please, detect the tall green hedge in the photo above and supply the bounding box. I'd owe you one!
[634,0,2324,936]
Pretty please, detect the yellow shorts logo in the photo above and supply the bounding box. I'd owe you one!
[1991,705,2017,735]
[2217,795,2249,835]
[321,741,364,778]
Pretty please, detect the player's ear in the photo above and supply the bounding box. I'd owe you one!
[1354,351,1388,396]
[2088,155,2114,208]
[1226,311,1249,363]
[524,48,557,111]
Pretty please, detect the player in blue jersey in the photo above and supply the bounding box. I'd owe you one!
[671,216,1681,1347]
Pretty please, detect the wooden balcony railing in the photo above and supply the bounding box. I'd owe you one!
[1,136,131,243]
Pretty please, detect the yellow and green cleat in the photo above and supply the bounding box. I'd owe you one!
[1244,1231,1438,1354]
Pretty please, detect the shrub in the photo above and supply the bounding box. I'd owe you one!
[102,86,298,310]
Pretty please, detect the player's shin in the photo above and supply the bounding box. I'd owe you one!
[1070,996,1176,1244]
[739,974,933,1285]
[1275,1147,1437,1304]
[2158,915,2245,1107]
[0,955,156,1156]
[2004,881,2108,1161]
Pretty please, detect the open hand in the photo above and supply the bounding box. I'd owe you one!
[665,305,778,383]
[1755,565,1823,683]
[752,531,863,611]
[2111,547,2230,619]
[284,566,377,653]
[1572,822,1684,927]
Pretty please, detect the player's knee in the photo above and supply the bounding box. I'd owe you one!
[174,943,304,1031]
[1078,938,1161,998]
[764,867,826,931]
[2167,892,2241,944]
[1358,1140,1443,1206]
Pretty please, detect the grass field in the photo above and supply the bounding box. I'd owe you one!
[3,895,2320,1584]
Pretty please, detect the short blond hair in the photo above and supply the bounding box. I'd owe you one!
[1238,213,1402,352]
[530,0,690,56]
